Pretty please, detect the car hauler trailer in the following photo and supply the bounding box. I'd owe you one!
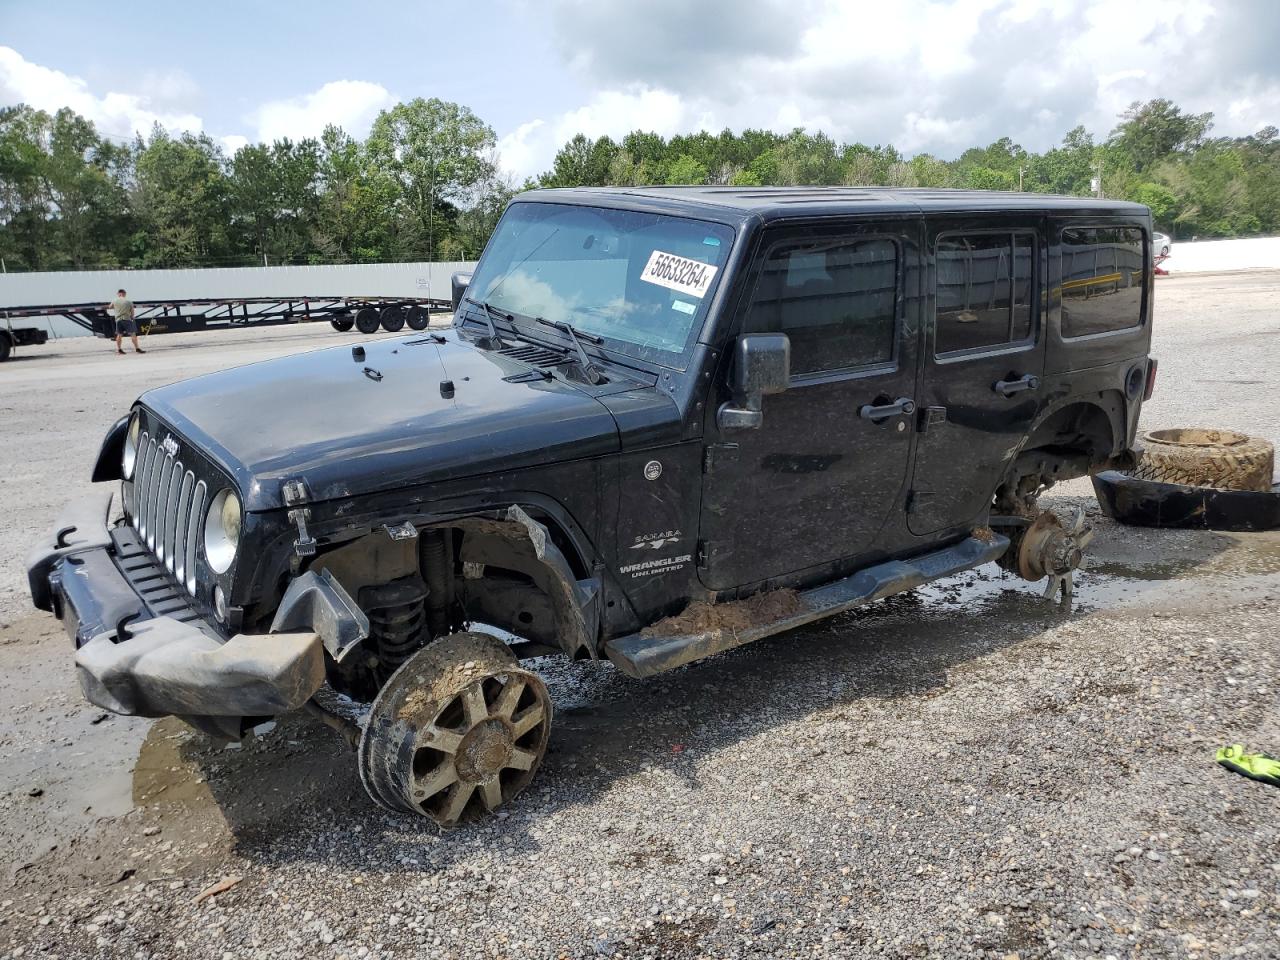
[0,294,451,362]
[0,261,474,361]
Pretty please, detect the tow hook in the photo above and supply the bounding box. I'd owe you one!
[1016,507,1094,602]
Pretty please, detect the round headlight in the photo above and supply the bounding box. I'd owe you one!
[122,412,142,480]
[204,488,242,574]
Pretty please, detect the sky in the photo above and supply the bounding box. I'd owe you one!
[2,0,1278,181]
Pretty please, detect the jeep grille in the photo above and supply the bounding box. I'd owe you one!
[128,431,207,596]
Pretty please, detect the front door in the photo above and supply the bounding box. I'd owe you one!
[698,222,922,591]
[907,220,1048,535]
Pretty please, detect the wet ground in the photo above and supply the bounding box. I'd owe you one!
[1,273,1278,957]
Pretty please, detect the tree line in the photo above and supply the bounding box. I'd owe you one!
[1,96,1276,273]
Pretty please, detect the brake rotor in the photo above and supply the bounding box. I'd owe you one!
[1015,507,1094,601]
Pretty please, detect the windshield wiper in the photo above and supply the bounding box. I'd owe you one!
[536,317,606,385]
[462,296,512,346]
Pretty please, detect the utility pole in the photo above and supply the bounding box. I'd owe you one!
[1093,159,1104,199]
[1018,166,1025,191]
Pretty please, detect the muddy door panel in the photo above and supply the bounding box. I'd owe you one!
[908,218,1049,535]
[699,224,921,591]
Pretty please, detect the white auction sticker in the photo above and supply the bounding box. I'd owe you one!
[640,250,718,298]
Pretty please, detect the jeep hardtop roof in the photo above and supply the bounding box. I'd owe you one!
[522,185,1149,226]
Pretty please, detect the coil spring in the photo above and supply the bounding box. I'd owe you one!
[361,576,429,669]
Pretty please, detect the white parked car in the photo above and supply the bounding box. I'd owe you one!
[1153,232,1172,257]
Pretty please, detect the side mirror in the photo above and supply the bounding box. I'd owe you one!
[717,333,790,430]
[450,272,473,312]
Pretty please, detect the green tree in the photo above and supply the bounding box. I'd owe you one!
[367,98,497,260]
[541,134,617,187]
[1110,99,1213,173]
[131,127,231,267]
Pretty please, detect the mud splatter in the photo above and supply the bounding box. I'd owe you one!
[642,589,805,639]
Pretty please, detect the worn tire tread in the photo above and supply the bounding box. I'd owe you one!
[1132,432,1273,492]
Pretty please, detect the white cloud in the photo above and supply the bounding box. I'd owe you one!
[248,80,395,144]
[497,0,1280,179]
[220,134,250,155]
[496,119,546,183]
[551,87,692,144]
[0,45,202,139]
[495,87,700,181]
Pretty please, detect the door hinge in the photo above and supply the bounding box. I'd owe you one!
[703,442,739,475]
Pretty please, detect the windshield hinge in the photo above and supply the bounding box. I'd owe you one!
[282,479,317,559]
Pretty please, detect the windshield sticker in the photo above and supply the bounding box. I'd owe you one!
[672,300,696,315]
[640,250,718,298]
[703,236,721,246]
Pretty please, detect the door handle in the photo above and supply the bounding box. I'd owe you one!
[859,397,916,422]
[993,374,1040,398]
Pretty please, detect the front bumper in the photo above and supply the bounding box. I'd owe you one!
[27,490,324,731]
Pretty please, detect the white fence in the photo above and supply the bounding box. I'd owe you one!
[1162,236,1280,274]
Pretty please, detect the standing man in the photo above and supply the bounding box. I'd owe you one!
[110,288,145,355]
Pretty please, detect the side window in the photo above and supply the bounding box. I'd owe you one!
[744,237,898,376]
[1061,227,1145,338]
[935,233,1035,355]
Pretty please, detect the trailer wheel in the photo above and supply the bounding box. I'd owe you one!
[380,305,407,332]
[355,307,381,335]
[406,306,430,331]
[0,333,10,363]
[330,312,355,332]
[358,631,552,825]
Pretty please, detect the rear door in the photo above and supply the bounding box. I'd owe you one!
[698,221,922,590]
[908,219,1048,535]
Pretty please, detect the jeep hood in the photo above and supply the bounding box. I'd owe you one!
[140,332,631,511]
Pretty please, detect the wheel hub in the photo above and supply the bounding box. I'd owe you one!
[455,717,514,782]
[1015,507,1094,601]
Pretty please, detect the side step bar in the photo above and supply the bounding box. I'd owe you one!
[604,533,1009,679]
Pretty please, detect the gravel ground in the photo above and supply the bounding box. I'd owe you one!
[1,273,1278,959]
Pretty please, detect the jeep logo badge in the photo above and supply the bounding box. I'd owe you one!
[643,460,662,481]
[161,434,179,458]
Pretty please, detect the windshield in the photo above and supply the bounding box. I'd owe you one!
[462,201,735,368]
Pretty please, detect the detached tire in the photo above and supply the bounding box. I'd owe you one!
[1131,428,1274,493]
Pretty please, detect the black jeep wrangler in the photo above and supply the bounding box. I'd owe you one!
[28,187,1154,824]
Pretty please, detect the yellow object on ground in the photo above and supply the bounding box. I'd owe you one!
[1216,744,1280,787]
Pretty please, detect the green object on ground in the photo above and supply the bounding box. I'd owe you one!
[1216,744,1280,787]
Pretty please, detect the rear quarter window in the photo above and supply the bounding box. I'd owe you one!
[1061,227,1146,338]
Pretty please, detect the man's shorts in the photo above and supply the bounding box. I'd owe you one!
[115,316,136,336]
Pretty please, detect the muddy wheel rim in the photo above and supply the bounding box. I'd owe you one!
[409,672,550,822]
[358,635,552,825]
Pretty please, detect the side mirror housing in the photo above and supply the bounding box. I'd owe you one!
[450,272,473,312]
[717,333,790,430]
